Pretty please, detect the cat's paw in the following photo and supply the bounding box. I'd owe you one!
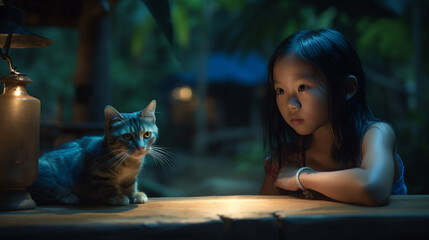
[107,195,130,206]
[58,194,80,205]
[131,192,148,204]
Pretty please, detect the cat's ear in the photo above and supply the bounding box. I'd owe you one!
[105,105,124,126]
[140,100,156,123]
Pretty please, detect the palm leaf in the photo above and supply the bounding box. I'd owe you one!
[141,0,173,46]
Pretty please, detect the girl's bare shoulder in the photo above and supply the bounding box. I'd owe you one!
[361,121,396,157]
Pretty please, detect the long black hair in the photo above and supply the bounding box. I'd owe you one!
[263,29,378,168]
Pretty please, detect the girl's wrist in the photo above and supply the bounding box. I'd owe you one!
[296,167,315,198]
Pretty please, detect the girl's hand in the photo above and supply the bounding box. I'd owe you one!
[274,163,301,191]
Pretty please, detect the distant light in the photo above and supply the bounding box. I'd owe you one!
[172,86,193,102]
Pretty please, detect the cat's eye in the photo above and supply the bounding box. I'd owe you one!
[143,131,152,139]
[122,133,133,140]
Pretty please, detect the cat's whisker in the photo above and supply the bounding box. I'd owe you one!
[151,146,175,159]
[98,154,120,168]
[109,157,121,170]
[95,149,124,162]
[101,151,123,164]
[113,152,130,169]
[109,150,131,170]
[154,156,174,168]
[152,147,174,159]
[148,147,175,168]
[112,152,126,167]
[101,156,121,169]
[146,151,159,164]
[151,146,175,158]
[148,152,167,167]
[107,154,122,170]
[100,151,127,169]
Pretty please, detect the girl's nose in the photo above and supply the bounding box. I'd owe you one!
[287,96,300,110]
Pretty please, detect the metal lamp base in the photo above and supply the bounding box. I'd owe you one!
[0,190,36,211]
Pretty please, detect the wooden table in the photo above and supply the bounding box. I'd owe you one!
[1,195,428,239]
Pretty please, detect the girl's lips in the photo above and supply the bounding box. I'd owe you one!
[290,118,304,125]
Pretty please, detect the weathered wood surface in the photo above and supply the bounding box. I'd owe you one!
[1,195,428,239]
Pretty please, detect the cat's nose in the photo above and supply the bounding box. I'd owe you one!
[139,147,145,151]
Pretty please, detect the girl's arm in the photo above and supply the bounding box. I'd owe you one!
[275,122,396,206]
[259,157,284,195]
[260,173,283,195]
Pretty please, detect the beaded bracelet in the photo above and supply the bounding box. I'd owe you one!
[296,167,314,199]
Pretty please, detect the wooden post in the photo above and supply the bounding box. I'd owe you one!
[73,0,112,123]
[193,1,212,154]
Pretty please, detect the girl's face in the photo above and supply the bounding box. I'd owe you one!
[273,53,330,135]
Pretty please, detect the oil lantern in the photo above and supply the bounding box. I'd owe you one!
[0,3,52,210]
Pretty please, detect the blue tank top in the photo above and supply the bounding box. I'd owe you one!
[392,154,407,195]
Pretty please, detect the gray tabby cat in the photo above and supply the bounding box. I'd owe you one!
[29,100,158,206]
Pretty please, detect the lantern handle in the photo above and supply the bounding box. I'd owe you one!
[1,33,20,74]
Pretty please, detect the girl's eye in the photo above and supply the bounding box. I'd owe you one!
[143,132,152,139]
[276,88,285,95]
[123,133,133,140]
[298,85,309,92]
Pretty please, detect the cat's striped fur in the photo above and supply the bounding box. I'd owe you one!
[29,101,158,206]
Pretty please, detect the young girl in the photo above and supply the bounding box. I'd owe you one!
[259,29,407,206]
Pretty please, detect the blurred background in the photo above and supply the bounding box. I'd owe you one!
[1,0,428,197]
